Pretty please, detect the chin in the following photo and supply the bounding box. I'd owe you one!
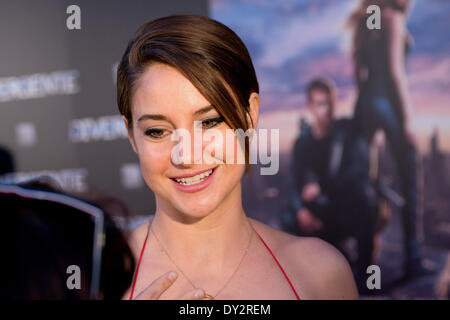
[172,194,221,219]
[177,208,214,221]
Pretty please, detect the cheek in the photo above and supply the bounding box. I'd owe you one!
[135,139,172,187]
[202,128,245,181]
[217,129,246,179]
[203,127,247,165]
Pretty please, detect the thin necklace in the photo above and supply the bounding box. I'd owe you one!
[149,218,254,299]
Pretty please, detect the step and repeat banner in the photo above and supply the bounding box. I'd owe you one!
[1,0,449,299]
[0,0,208,216]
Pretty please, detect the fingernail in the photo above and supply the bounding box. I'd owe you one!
[194,289,204,298]
[168,272,177,280]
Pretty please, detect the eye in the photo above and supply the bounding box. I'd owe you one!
[144,128,168,139]
[201,116,224,129]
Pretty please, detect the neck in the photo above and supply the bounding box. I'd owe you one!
[313,120,334,140]
[150,182,253,273]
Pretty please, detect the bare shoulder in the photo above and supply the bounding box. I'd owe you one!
[249,218,359,300]
[121,217,152,300]
[290,237,359,299]
[127,216,153,259]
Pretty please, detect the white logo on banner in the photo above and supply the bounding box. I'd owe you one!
[15,122,37,147]
[68,115,128,143]
[0,70,80,103]
[121,163,143,189]
[66,5,81,30]
[0,168,88,193]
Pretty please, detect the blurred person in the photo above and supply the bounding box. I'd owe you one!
[280,78,377,292]
[347,0,430,280]
[117,15,358,300]
[0,181,132,299]
[0,180,205,300]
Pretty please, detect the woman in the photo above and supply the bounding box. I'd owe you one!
[117,15,358,300]
[348,0,425,279]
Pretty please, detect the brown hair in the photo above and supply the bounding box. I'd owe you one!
[117,15,259,173]
[306,78,337,115]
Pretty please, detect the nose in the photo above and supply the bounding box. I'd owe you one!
[170,124,207,166]
[170,123,223,167]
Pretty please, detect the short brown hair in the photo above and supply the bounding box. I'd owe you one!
[117,15,259,173]
[306,77,337,112]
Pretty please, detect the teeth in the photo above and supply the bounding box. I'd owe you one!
[174,169,213,186]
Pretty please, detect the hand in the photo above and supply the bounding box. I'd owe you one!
[296,208,323,234]
[133,271,207,300]
[301,183,321,203]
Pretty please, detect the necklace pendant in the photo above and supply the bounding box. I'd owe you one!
[204,293,214,300]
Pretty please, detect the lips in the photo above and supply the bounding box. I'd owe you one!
[169,167,217,193]
[171,168,213,185]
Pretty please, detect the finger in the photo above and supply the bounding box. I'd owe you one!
[180,288,206,300]
[134,271,178,300]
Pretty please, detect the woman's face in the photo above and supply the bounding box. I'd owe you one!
[126,63,255,219]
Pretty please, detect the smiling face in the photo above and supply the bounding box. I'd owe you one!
[126,63,257,220]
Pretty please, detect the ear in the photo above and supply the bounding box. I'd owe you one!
[123,116,138,154]
[247,92,260,130]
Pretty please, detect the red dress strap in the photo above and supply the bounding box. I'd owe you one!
[128,225,150,300]
[254,229,301,300]
[128,223,301,300]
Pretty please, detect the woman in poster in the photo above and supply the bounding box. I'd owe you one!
[348,0,427,280]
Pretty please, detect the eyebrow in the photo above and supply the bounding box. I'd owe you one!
[193,105,215,116]
[137,105,216,122]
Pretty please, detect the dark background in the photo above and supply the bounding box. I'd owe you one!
[0,0,208,216]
